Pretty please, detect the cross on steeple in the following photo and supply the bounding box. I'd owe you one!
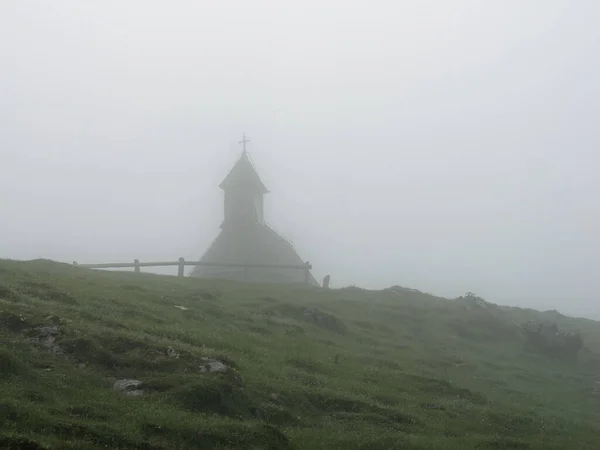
[238,133,250,153]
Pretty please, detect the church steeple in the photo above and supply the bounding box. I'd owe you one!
[219,151,269,193]
[219,134,268,229]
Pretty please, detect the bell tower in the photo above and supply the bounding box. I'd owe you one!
[218,134,269,229]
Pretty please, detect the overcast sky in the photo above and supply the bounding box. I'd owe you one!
[1,1,599,317]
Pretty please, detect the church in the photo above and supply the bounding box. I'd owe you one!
[190,136,318,285]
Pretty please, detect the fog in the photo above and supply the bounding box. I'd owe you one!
[1,1,599,317]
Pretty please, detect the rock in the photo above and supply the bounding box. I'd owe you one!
[199,357,229,373]
[385,285,423,295]
[30,326,61,350]
[455,293,497,309]
[421,403,446,410]
[522,321,584,359]
[174,305,189,311]
[37,326,59,337]
[113,379,143,395]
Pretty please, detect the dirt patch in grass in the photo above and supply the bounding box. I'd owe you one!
[173,376,253,417]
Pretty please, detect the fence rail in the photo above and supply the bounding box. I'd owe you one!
[72,258,313,284]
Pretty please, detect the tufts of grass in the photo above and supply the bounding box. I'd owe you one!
[0,282,21,302]
[1,258,600,449]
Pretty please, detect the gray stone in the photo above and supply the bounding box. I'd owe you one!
[37,326,59,337]
[113,379,143,392]
[199,358,229,373]
[30,326,61,350]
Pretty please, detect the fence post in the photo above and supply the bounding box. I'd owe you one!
[304,262,311,284]
[134,259,140,273]
[178,257,185,277]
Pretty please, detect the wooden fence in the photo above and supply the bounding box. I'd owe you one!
[72,258,313,284]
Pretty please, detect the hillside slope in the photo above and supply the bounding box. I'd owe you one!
[1,259,599,449]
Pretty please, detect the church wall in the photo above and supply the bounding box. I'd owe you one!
[194,265,309,284]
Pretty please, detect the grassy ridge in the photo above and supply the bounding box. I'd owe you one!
[0,259,599,449]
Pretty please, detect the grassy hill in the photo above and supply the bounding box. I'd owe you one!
[1,259,599,449]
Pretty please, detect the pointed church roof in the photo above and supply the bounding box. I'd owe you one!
[190,221,319,285]
[219,151,269,193]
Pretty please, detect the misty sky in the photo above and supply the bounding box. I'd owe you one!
[1,1,599,317]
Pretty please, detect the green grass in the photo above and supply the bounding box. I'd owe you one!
[1,259,600,449]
